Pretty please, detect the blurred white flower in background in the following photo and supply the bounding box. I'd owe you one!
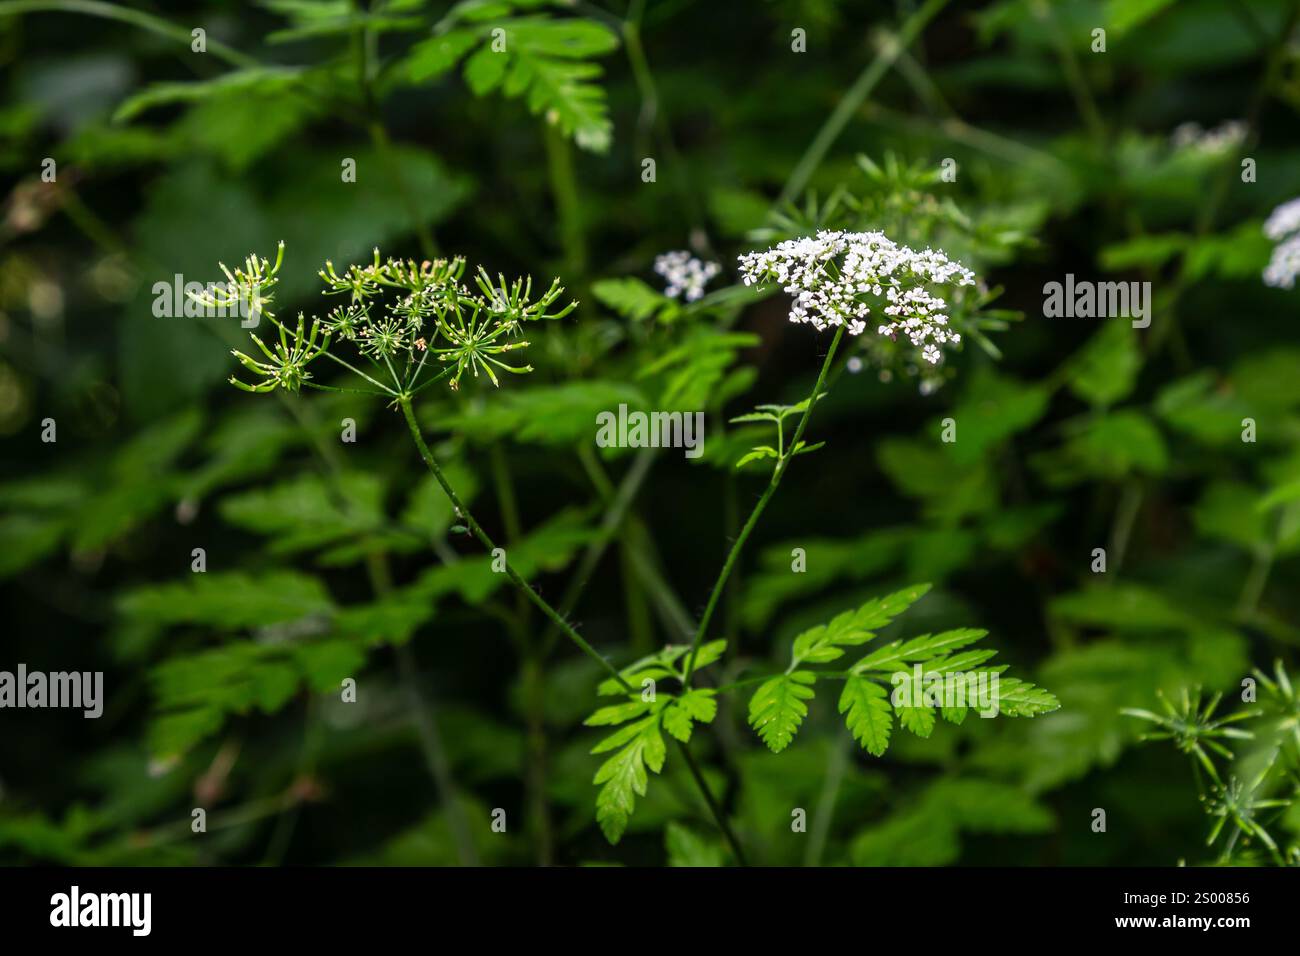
[1263,198,1300,290]
[654,250,720,302]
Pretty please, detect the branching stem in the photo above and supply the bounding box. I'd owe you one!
[397,396,633,693]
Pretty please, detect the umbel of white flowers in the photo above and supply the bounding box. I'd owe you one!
[654,250,720,302]
[1263,198,1300,290]
[737,229,976,365]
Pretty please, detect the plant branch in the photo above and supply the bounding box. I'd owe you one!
[683,325,845,686]
[397,396,633,692]
[0,0,261,69]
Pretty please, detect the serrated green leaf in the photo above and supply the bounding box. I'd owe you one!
[662,689,717,742]
[120,571,334,630]
[592,715,665,844]
[405,29,480,81]
[855,627,986,672]
[839,677,893,756]
[792,583,932,667]
[896,681,937,738]
[1067,321,1142,407]
[748,670,816,753]
[591,276,679,322]
[584,699,653,727]
[112,68,304,123]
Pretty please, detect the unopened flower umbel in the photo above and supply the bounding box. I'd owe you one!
[737,230,977,365]
[194,246,576,396]
[654,250,720,302]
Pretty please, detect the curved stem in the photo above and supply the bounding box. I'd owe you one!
[777,0,950,205]
[397,396,632,692]
[683,325,845,686]
[0,0,262,68]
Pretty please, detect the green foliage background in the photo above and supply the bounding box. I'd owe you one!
[1,0,1299,866]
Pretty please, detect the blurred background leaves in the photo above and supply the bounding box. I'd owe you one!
[1,0,1299,866]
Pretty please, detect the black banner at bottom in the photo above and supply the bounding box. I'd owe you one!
[0,865,1286,941]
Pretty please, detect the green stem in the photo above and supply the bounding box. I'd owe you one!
[683,326,845,686]
[1236,512,1282,621]
[804,734,850,866]
[544,125,585,276]
[777,0,950,205]
[621,5,708,243]
[0,0,261,68]
[676,739,748,866]
[1036,0,1107,145]
[397,396,632,692]
[487,439,553,865]
[1106,479,1143,578]
[352,13,438,258]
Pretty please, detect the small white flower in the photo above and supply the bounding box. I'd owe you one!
[1263,197,1300,242]
[1170,120,1246,154]
[1262,198,1300,289]
[654,250,721,302]
[736,229,977,367]
[1264,233,1300,289]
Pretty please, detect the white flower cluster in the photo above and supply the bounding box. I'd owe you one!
[1263,197,1300,290]
[737,229,976,364]
[654,250,721,302]
[1170,120,1246,154]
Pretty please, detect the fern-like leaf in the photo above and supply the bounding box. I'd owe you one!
[744,583,1060,758]
[839,677,893,756]
[792,583,932,665]
[662,689,716,742]
[591,277,680,323]
[746,584,932,753]
[585,642,724,842]
[748,671,815,753]
[405,14,618,152]
[591,714,665,844]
